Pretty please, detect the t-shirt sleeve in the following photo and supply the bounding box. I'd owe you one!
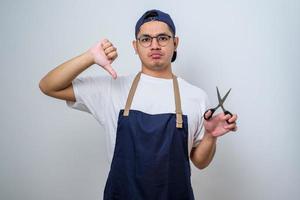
[66,75,112,125]
[192,92,210,148]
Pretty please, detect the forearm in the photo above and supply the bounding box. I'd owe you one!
[191,131,217,169]
[39,51,94,93]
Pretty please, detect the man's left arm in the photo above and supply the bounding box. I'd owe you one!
[190,112,238,170]
[190,131,217,169]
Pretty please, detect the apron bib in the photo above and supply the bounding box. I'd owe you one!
[103,71,195,200]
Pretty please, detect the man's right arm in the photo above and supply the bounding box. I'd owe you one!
[39,39,118,102]
[39,52,94,102]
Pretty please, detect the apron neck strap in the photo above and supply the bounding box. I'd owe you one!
[172,73,183,128]
[123,71,183,128]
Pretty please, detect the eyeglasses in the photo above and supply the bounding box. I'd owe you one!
[137,34,173,48]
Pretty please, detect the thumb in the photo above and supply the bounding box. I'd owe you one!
[104,64,117,79]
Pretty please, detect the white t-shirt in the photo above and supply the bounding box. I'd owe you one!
[66,72,209,164]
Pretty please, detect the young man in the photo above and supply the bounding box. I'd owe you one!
[39,9,238,200]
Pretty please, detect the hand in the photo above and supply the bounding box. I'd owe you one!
[204,110,238,137]
[88,39,118,79]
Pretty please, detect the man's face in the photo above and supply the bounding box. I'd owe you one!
[133,21,179,71]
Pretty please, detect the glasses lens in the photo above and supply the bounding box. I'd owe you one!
[139,36,152,47]
[157,35,170,46]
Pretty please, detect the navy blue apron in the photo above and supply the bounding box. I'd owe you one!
[103,71,195,200]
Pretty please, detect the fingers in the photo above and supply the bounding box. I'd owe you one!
[104,46,117,55]
[107,50,118,61]
[222,113,237,123]
[222,113,231,121]
[100,38,110,47]
[99,39,118,79]
[224,123,237,131]
[224,113,238,132]
[101,39,115,54]
[228,114,238,123]
[101,39,118,61]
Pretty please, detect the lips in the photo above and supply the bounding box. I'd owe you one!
[149,52,163,59]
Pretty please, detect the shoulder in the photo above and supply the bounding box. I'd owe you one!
[79,73,135,86]
[177,77,208,100]
[109,73,136,89]
[114,73,136,83]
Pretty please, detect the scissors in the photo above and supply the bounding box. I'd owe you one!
[204,87,233,124]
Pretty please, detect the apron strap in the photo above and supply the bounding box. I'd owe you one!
[123,71,183,129]
[172,74,183,128]
[123,71,142,116]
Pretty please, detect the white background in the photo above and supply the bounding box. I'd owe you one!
[0,0,299,199]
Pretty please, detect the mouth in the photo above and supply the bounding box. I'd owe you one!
[151,55,162,59]
[149,52,163,59]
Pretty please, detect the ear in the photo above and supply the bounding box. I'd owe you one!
[173,36,179,51]
[132,40,138,54]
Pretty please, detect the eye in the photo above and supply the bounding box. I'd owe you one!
[158,35,169,41]
[140,37,151,42]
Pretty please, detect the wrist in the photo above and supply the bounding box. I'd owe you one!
[83,50,96,65]
[203,130,218,142]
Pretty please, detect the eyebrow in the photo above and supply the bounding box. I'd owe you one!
[139,32,170,37]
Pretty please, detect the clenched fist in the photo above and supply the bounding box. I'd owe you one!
[88,39,118,79]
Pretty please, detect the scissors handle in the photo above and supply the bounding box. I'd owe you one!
[224,110,233,124]
[204,108,216,120]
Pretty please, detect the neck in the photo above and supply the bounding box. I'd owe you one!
[141,65,173,79]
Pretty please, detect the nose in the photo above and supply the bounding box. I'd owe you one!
[150,38,160,49]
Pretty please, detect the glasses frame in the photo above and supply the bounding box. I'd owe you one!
[137,34,174,48]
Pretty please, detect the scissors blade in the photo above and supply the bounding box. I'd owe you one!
[216,87,222,103]
[211,87,221,110]
[221,88,231,104]
[217,87,231,112]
